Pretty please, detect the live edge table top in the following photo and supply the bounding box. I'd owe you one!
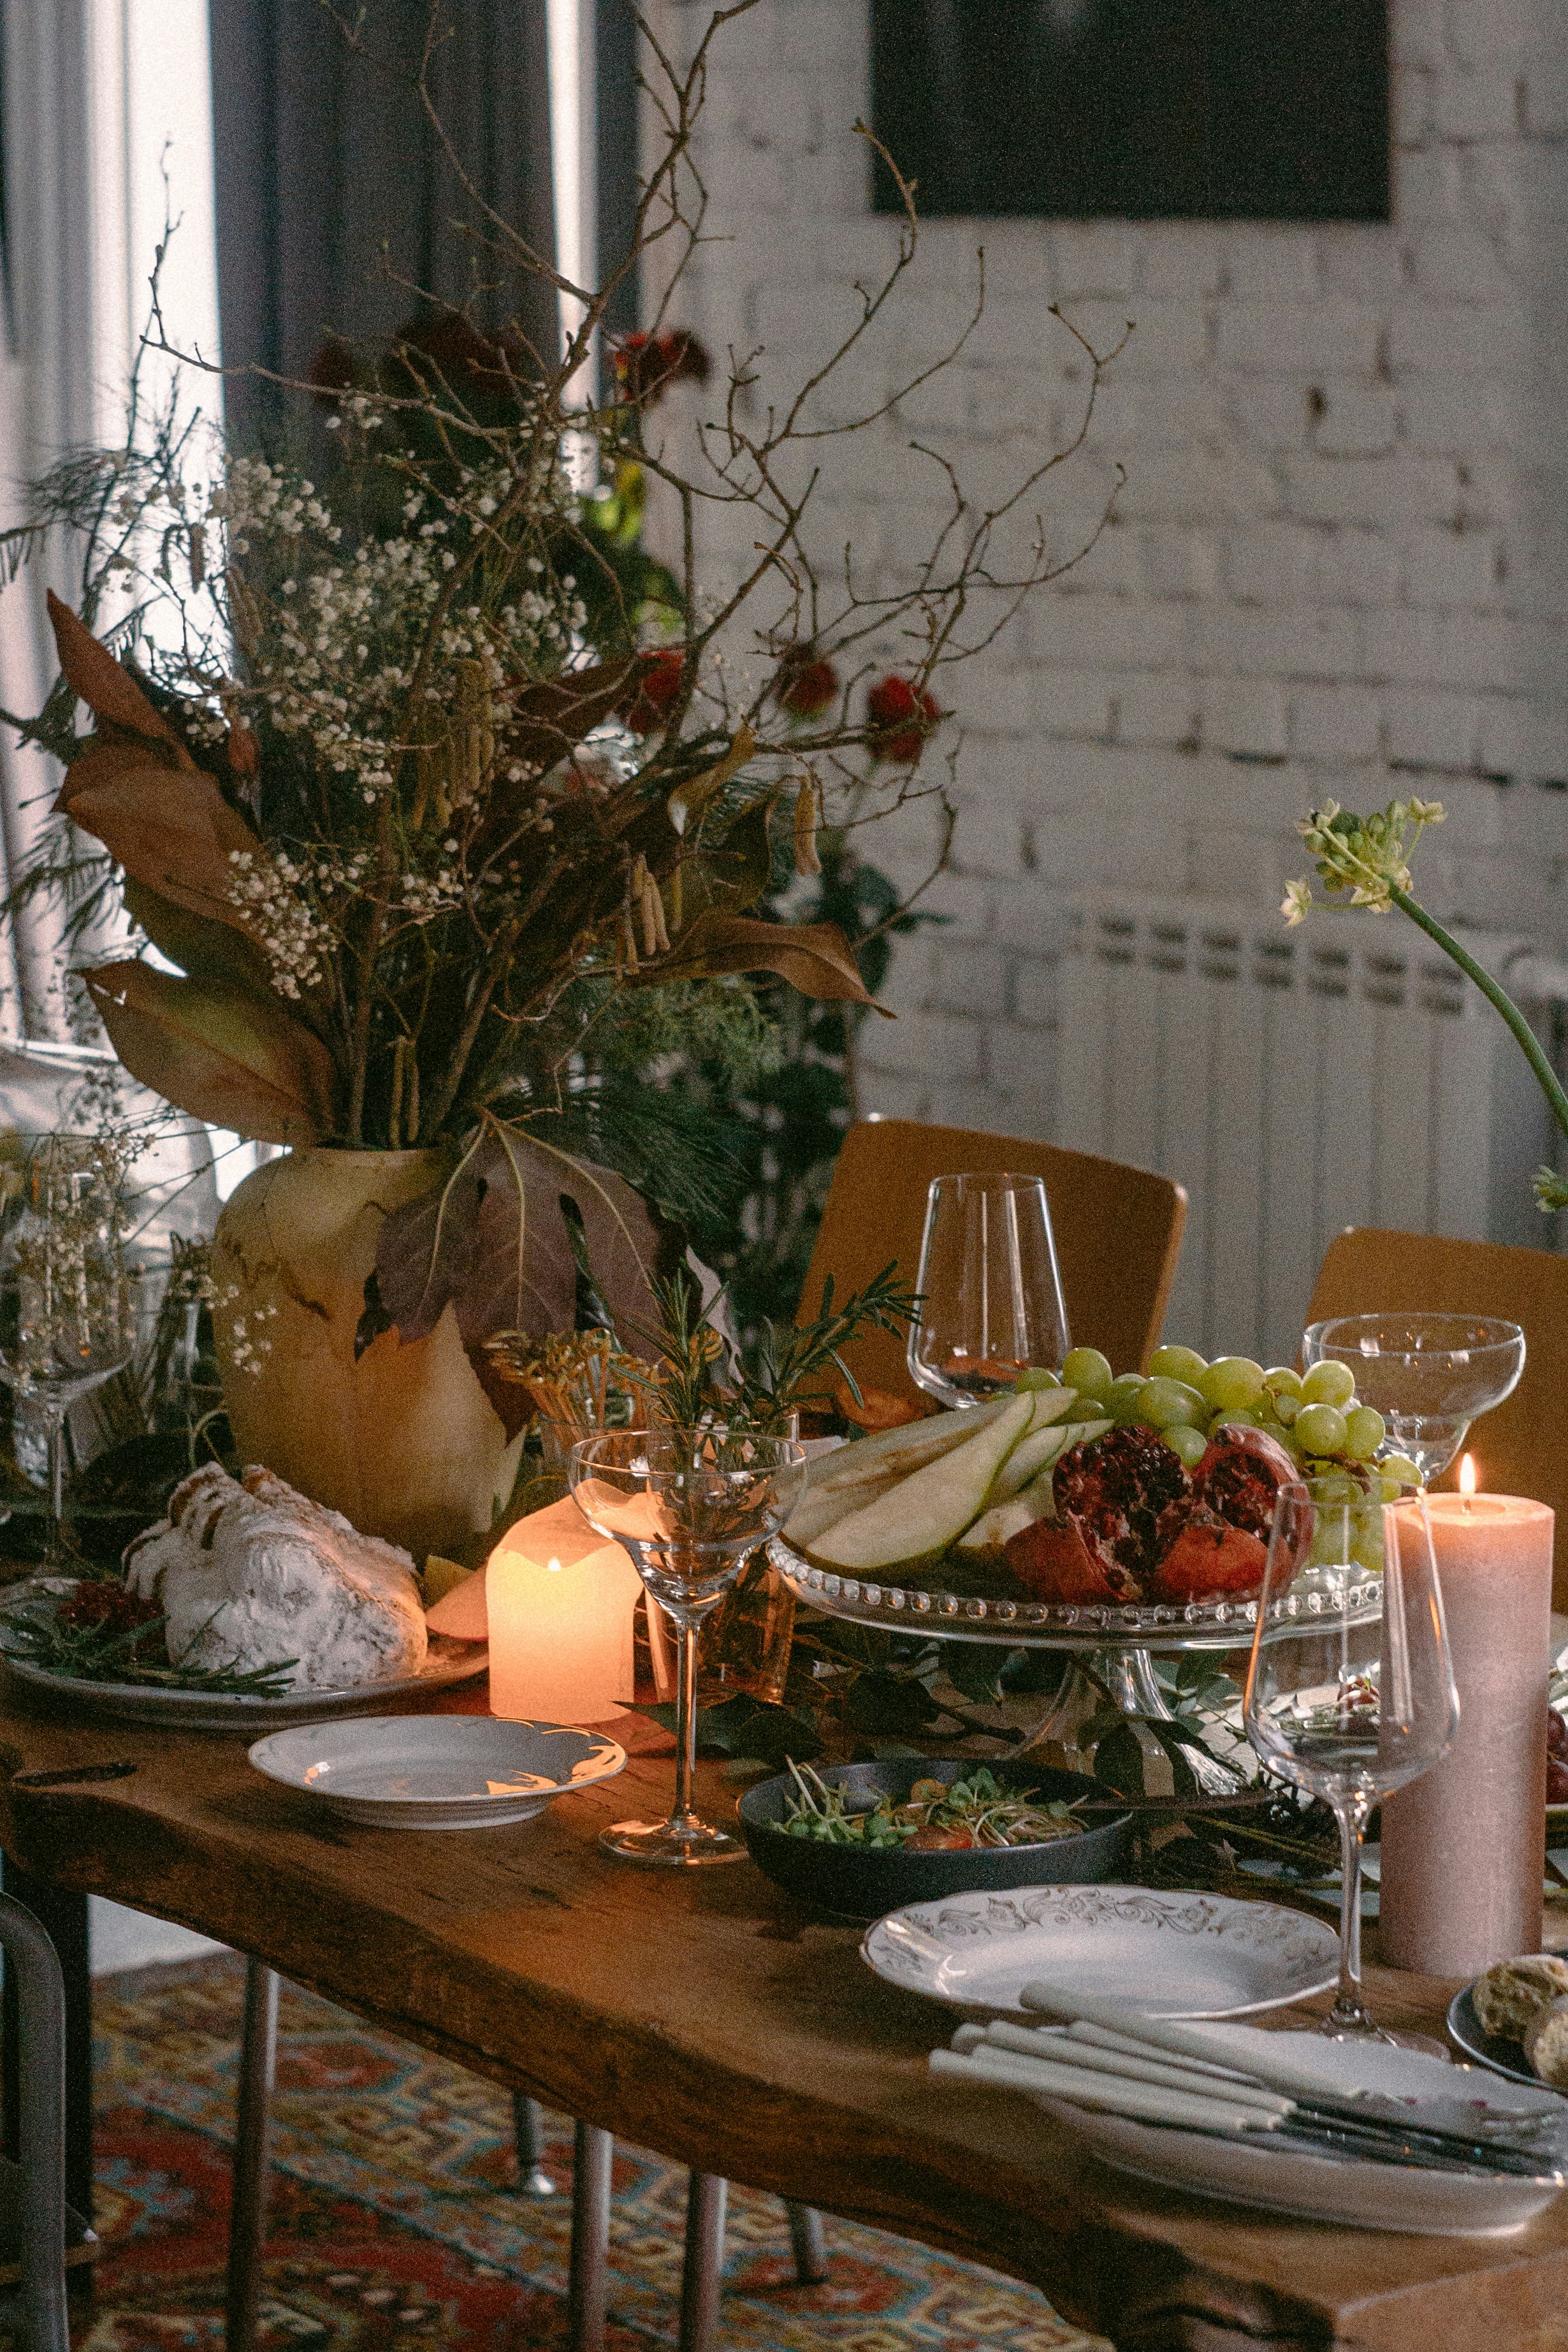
[3,1677,1566,2352]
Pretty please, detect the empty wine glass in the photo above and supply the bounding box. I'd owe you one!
[907,1172,1069,1408]
[568,1428,806,1867]
[0,1139,134,1561]
[1303,1313,1525,1483]
[1244,1480,1458,2042]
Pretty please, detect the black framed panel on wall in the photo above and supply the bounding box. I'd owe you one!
[871,1,1390,223]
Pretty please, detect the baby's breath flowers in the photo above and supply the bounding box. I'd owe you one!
[1285,796,1568,1212]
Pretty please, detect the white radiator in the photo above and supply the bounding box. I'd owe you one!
[1054,892,1562,1368]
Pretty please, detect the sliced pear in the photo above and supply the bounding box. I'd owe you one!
[802,1396,1013,1495]
[1024,1385,1081,1431]
[956,1493,1042,1551]
[784,1465,910,1549]
[987,1415,1110,1505]
[813,1394,1034,1571]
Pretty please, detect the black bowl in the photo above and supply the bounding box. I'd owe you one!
[736,1758,1133,1923]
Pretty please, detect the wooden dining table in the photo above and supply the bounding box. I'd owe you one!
[3,1672,1567,2352]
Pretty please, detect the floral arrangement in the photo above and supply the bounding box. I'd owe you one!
[1286,797,1568,1209]
[0,6,1116,1366]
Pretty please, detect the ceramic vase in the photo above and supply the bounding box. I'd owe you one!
[210,1147,521,1561]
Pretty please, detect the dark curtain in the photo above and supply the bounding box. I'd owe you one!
[208,0,558,446]
[596,0,639,341]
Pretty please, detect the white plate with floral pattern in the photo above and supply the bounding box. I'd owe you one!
[861,1885,1339,2019]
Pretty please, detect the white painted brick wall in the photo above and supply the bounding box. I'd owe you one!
[655,0,1568,1222]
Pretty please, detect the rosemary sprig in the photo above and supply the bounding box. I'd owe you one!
[3,1591,298,1697]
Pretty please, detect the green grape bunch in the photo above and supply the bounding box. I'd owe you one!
[1033,1343,1420,1497]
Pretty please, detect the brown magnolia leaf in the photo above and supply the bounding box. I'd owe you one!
[122,878,280,1000]
[375,1125,676,1424]
[504,661,636,772]
[59,741,265,935]
[82,960,338,1144]
[226,720,260,775]
[47,591,179,742]
[667,721,757,835]
[662,912,891,1010]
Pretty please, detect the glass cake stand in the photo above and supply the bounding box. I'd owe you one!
[767,1535,1383,1797]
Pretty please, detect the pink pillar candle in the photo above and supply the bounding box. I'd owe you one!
[1379,1491,1552,1976]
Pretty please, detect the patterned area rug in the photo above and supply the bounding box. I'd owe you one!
[86,1955,1107,2352]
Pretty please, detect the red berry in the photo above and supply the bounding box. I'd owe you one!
[611,328,711,406]
[866,672,942,764]
[776,651,839,720]
[618,648,684,735]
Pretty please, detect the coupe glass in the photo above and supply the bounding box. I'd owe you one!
[1302,1312,1525,1483]
[907,1172,1070,1407]
[568,1428,806,1866]
[1244,1481,1458,2042]
[0,1141,134,1559]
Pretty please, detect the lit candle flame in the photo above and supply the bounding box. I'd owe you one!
[1459,1454,1477,1498]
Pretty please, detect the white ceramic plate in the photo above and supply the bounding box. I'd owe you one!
[862,1885,1339,2019]
[0,1576,486,1728]
[248,1715,627,1829]
[1032,2022,1566,2237]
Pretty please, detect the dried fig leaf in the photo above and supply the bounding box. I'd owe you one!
[374,1127,671,1370]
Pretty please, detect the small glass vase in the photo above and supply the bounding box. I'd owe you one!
[696,1549,797,1706]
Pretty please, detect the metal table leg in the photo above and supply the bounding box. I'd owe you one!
[785,2200,828,2286]
[512,2091,555,2197]
[0,1859,92,2224]
[678,2172,726,2352]
[225,1959,278,2352]
[567,2121,612,2352]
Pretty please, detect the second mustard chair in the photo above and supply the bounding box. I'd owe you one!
[1307,1224,1568,1614]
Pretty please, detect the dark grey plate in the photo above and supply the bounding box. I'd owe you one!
[1447,1983,1567,2094]
[736,1757,1133,1923]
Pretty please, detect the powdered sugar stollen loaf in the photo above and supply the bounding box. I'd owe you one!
[124,1463,428,1690]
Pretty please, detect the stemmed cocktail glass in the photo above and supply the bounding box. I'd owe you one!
[569,1428,805,1866]
[1302,1313,1524,1485]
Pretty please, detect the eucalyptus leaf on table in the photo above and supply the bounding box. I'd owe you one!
[628,1693,825,1769]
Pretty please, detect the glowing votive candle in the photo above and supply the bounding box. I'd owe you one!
[1379,1461,1553,1976]
[482,1497,644,1724]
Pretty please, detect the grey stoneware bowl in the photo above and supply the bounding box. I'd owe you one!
[736,1757,1133,1923]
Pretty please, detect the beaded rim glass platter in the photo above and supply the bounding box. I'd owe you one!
[769,1534,1382,1654]
[0,1575,486,1729]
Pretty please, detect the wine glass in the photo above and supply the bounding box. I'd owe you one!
[906,1172,1070,1407]
[0,1140,134,1561]
[1302,1313,1525,1483]
[568,1428,806,1866]
[1244,1480,1458,2042]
